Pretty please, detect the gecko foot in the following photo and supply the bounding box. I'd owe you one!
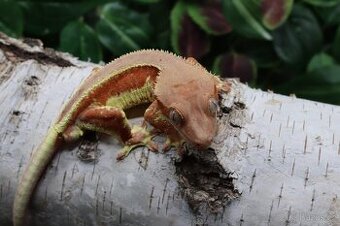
[163,137,186,154]
[116,125,158,160]
[162,138,189,162]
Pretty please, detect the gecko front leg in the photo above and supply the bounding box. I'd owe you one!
[144,100,186,155]
[74,105,158,160]
[117,124,158,160]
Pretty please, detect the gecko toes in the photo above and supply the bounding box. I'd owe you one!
[116,125,159,160]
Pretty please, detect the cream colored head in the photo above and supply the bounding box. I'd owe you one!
[155,62,221,149]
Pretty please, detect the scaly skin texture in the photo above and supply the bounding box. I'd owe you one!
[12,49,231,226]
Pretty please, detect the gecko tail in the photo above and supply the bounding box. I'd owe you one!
[13,128,61,226]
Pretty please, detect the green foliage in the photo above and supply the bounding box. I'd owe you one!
[272,4,323,67]
[307,53,335,72]
[96,2,153,56]
[0,1,23,37]
[303,0,340,7]
[60,20,102,62]
[222,0,272,40]
[277,53,340,104]
[0,0,340,104]
[333,26,340,61]
[18,1,99,36]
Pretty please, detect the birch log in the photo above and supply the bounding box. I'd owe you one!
[0,33,339,226]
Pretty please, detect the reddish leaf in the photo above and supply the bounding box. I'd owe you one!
[202,1,232,34]
[261,0,293,29]
[171,1,210,58]
[178,14,210,58]
[222,0,272,40]
[213,52,257,83]
[188,0,232,35]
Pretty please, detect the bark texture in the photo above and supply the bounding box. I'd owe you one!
[0,32,339,226]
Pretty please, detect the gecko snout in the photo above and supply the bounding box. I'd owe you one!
[190,136,213,150]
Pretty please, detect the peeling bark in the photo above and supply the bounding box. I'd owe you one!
[0,33,340,226]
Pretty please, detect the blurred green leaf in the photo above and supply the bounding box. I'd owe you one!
[130,0,162,3]
[18,1,101,36]
[170,1,210,58]
[316,3,340,26]
[155,30,171,50]
[234,39,279,68]
[148,1,171,32]
[212,52,257,84]
[307,52,336,72]
[60,20,102,63]
[0,1,23,37]
[272,4,322,67]
[187,0,232,35]
[303,0,340,7]
[332,25,340,62]
[222,0,272,40]
[291,84,340,104]
[261,0,293,29]
[277,64,340,104]
[170,1,186,54]
[307,66,340,84]
[148,1,171,50]
[96,2,153,56]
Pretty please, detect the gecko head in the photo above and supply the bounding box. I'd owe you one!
[155,70,222,150]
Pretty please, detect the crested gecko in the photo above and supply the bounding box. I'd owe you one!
[12,49,231,226]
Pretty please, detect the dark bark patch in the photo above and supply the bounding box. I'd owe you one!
[9,110,25,127]
[234,101,246,110]
[12,110,24,116]
[76,132,101,162]
[175,149,240,214]
[22,38,43,48]
[0,41,73,67]
[22,75,41,100]
[24,75,40,86]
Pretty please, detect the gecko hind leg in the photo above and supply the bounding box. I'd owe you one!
[76,106,158,160]
[62,125,84,142]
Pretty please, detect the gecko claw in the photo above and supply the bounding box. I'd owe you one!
[116,125,158,160]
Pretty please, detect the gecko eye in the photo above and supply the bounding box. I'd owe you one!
[208,98,220,116]
[169,108,184,126]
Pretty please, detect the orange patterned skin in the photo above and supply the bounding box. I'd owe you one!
[12,50,231,226]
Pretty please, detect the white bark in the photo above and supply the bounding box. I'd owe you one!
[215,84,340,226]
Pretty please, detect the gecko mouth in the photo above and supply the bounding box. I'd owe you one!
[181,140,211,153]
[170,122,212,151]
